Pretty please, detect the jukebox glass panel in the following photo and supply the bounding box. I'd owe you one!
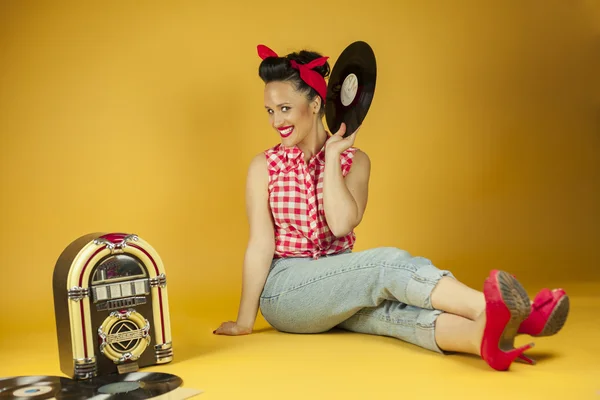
[92,254,147,284]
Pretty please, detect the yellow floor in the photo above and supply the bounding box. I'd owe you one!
[1,283,599,400]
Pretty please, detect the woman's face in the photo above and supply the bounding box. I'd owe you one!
[264,81,320,148]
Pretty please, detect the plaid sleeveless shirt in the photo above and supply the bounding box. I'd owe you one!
[265,142,357,260]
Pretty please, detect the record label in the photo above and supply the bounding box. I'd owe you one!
[98,381,142,394]
[12,385,53,397]
[341,73,359,106]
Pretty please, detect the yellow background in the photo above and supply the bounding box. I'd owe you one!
[0,1,599,398]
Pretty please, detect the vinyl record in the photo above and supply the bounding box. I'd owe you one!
[84,371,183,399]
[325,41,377,137]
[0,375,88,399]
[0,372,183,399]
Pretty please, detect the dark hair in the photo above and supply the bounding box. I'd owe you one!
[258,49,330,113]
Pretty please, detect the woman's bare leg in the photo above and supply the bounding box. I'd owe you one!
[430,277,487,320]
[434,311,486,355]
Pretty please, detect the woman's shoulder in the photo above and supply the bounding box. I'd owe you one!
[341,146,369,165]
[262,143,288,173]
[339,147,370,177]
[349,147,369,163]
[246,151,269,186]
[246,144,282,178]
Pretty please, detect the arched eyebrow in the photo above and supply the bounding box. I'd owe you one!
[265,103,292,109]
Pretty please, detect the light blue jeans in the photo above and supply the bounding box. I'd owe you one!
[259,247,455,353]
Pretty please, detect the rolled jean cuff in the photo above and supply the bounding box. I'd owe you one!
[415,309,447,354]
[406,263,455,309]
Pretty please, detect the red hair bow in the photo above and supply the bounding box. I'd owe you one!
[257,44,329,102]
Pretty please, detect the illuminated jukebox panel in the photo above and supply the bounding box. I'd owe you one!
[52,233,173,380]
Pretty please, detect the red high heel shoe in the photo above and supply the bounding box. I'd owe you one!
[518,288,570,337]
[480,270,535,371]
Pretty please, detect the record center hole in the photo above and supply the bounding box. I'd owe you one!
[98,381,142,394]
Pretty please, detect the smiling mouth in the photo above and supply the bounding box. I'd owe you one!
[278,126,294,138]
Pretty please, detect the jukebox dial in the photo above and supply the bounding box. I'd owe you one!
[52,233,173,380]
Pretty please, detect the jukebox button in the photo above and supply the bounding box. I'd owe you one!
[134,280,147,294]
[95,286,108,301]
[120,283,133,297]
[109,284,122,298]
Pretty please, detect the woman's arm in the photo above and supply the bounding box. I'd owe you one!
[323,148,371,237]
[214,153,275,335]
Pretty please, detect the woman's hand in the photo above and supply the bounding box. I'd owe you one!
[325,122,360,158]
[213,321,253,336]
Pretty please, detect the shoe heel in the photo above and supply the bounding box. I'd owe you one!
[518,353,536,365]
[502,342,535,370]
[512,342,535,360]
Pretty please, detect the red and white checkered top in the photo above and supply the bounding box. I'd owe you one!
[264,141,357,260]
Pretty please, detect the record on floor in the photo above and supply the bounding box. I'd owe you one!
[0,372,186,399]
[0,375,87,399]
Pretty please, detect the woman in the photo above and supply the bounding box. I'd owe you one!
[214,44,569,371]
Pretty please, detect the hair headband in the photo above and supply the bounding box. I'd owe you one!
[257,44,329,103]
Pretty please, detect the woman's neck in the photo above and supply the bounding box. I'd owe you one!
[296,118,328,162]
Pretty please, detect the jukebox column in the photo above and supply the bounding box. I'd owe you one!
[106,235,173,364]
[65,238,112,379]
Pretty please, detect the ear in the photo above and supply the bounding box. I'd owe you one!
[312,97,321,114]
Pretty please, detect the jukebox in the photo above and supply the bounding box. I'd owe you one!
[52,233,173,380]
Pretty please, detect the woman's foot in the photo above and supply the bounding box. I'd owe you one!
[518,288,570,337]
[480,270,535,371]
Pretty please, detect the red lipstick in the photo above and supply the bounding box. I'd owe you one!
[277,126,294,138]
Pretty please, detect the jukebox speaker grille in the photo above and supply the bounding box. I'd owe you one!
[98,309,151,364]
